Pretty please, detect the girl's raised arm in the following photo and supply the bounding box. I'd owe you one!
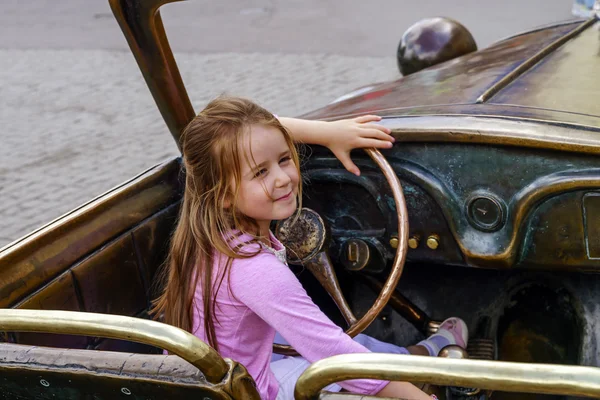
[278,116,394,177]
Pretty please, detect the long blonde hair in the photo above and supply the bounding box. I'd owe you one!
[151,96,302,350]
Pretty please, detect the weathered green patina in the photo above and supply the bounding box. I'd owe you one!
[0,0,599,398]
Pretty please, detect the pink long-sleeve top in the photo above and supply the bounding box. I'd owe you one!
[191,232,388,399]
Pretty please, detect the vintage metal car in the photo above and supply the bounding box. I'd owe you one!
[0,0,599,399]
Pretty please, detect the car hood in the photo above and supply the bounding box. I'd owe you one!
[110,0,599,148]
[301,18,600,127]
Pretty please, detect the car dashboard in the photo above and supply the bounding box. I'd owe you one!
[302,137,600,272]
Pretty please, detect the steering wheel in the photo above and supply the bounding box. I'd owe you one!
[273,148,409,355]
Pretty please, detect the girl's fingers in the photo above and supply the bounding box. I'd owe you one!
[335,151,361,176]
[360,138,394,149]
[359,123,392,135]
[358,128,394,142]
[354,115,382,124]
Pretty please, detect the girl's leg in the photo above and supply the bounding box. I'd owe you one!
[353,333,430,356]
[272,318,468,398]
[352,333,410,354]
[354,317,469,357]
[376,381,434,399]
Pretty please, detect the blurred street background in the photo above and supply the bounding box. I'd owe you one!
[0,1,574,247]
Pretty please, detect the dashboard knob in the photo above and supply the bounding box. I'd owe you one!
[342,239,370,271]
[342,239,386,274]
[408,235,420,249]
[426,235,440,250]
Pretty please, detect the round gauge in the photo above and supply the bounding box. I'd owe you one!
[466,194,505,232]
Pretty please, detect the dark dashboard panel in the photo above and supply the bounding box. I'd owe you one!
[302,178,386,233]
[301,161,464,269]
[304,140,600,272]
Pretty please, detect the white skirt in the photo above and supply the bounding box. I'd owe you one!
[270,333,409,400]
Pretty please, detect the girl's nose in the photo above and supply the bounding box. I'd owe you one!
[274,165,292,188]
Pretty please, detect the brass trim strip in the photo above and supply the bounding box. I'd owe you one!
[388,115,600,155]
[295,354,600,400]
[476,18,597,104]
[0,309,228,383]
[309,103,600,129]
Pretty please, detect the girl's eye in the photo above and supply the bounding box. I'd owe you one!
[279,156,291,164]
[254,168,268,178]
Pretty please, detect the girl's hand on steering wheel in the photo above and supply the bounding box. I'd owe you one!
[322,115,394,176]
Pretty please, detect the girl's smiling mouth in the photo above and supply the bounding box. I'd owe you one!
[275,191,293,201]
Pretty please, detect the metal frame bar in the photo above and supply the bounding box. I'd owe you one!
[109,0,194,150]
[0,309,228,383]
[295,353,600,399]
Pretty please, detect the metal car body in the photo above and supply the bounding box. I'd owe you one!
[0,0,599,399]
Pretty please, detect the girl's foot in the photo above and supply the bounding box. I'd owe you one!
[417,317,468,357]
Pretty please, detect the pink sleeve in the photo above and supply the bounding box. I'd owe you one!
[230,252,388,395]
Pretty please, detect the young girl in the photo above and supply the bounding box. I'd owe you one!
[152,96,468,400]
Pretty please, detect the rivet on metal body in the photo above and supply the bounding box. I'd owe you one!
[427,235,440,250]
[408,235,420,249]
[389,236,399,249]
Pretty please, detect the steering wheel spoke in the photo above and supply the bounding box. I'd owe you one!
[305,252,357,326]
[273,148,408,355]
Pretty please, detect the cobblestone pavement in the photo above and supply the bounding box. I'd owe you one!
[0,50,396,247]
[0,1,573,248]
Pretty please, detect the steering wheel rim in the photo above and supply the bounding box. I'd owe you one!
[273,148,409,354]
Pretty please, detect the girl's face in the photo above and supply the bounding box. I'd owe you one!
[234,124,300,234]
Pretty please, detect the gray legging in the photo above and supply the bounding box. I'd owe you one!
[271,333,409,399]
